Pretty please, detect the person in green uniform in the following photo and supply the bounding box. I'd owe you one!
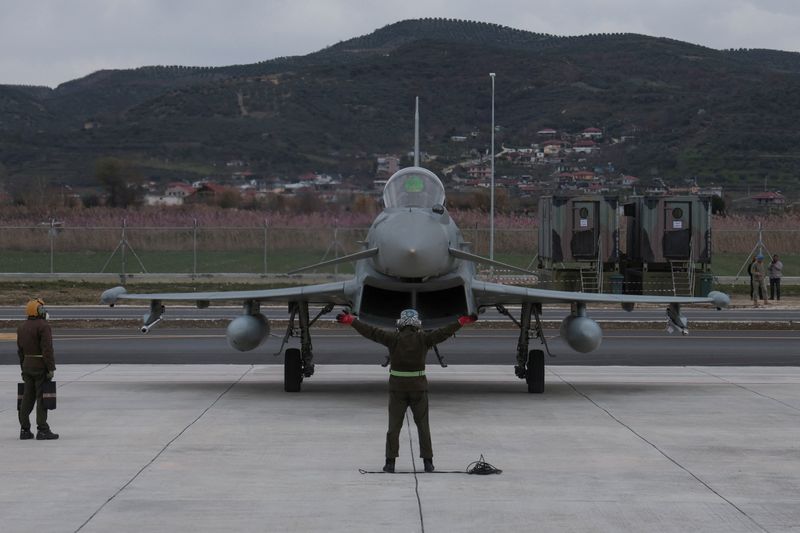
[337,309,477,473]
[17,298,59,440]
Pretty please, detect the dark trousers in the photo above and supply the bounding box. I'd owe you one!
[19,367,49,431]
[386,390,432,459]
[770,278,781,300]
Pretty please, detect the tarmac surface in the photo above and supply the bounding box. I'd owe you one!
[2,364,800,532]
[2,328,800,366]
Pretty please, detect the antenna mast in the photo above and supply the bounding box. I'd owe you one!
[414,97,420,167]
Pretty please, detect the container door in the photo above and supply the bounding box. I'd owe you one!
[663,201,691,259]
[571,201,598,259]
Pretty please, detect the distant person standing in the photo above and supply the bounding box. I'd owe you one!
[768,254,783,301]
[751,254,769,308]
[17,298,59,440]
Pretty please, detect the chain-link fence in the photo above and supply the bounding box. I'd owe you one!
[0,222,794,278]
[0,222,538,276]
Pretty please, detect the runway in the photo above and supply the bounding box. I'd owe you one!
[2,327,799,366]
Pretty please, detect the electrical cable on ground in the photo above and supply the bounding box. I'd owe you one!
[358,454,501,475]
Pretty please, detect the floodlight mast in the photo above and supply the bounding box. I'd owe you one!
[414,96,420,167]
[490,73,496,267]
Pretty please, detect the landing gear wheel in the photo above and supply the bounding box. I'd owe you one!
[284,348,303,392]
[526,349,545,393]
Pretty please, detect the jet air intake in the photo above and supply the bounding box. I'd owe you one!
[227,314,270,352]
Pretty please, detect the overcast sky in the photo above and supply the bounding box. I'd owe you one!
[3,0,799,87]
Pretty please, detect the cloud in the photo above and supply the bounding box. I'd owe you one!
[1,0,799,87]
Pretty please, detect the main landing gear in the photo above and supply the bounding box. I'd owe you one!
[276,302,333,392]
[495,303,550,393]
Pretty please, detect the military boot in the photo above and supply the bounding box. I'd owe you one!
[36,429,59,440]
[423,458,435,473]
[383,458,395,473]
[20,429,34,440]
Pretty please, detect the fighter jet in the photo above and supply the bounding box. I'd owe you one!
[101,102,730,393]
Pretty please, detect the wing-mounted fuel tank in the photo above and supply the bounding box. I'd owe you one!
[226,300,270,352]
[560,303,602,353]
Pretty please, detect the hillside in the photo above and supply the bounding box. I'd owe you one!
[1,18,800,192]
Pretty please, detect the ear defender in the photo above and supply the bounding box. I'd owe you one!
[25,298,46,318]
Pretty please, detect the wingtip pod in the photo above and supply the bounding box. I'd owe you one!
[707,291,730,309]
[101,286,127,306]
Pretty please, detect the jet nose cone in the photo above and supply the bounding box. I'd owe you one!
[374,212,452,278]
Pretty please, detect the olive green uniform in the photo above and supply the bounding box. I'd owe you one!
[352,319,461,459]
[17,317,55,432]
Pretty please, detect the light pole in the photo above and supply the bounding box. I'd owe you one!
[489,72,496,265]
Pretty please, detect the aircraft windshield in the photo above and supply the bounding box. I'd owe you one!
[382,168,446,208]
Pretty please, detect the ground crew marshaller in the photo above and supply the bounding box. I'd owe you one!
[337,308,477,473]
[17,298,59,440]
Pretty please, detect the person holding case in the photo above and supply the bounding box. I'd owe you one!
[17,298,58,440]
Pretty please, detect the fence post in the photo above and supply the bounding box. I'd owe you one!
[49,218,55,274]
[264,218,269,276]
[121,218,127,283]
[192,218,198,279]
[334,224,339,275]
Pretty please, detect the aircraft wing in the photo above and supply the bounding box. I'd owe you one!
[101,280,355,306]
[471,280,730,308]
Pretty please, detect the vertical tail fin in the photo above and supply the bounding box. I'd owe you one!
[414,96,420,167]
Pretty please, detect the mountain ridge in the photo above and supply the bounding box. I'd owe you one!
[1,18,800,192]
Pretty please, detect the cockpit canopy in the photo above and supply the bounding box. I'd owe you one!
[382,167,446,209]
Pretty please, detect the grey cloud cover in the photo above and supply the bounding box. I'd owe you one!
[2,0,799,86]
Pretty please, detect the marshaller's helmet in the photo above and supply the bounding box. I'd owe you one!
[25,298,46,318]
[397,309,422,330]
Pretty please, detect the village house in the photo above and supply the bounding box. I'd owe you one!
[465,163,491,180]
[573,139,599,154]
[185,182,232,204]
[618,175,640,188]
[581,127,603,139]
[165,182,196,199]
[750,191,785,206]
[542,139,568,156]
[376,155,400,177]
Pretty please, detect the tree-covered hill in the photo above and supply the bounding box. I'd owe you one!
[1,18,800,191]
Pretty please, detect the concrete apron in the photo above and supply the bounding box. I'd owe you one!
[2,364,799,533]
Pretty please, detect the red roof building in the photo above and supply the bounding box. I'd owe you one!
[750,191,785,205]
[581,127,603,138]
[573,140,598,153]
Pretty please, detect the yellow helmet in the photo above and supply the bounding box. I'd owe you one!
[25,298,46,318]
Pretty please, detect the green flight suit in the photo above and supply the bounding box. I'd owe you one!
[352,319,461,459]
[17,317,55,432]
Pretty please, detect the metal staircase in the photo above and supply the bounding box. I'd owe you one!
[670,240,695,296]
[669,261,694,296]
[579,238,603,293]
[580,266,600,293]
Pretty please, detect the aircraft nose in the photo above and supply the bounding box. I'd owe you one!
[374,212,451,278]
